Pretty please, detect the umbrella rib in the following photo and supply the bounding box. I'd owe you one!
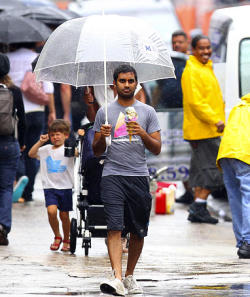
[76,62,80,89]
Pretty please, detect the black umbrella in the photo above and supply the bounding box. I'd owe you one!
[0,15,52,44]
[0,0,27,12]
[0,6,81,26]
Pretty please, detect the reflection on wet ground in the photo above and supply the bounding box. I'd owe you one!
[1,187,250,296]
[39,283,250,296]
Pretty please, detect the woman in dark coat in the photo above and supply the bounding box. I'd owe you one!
[0,53,26,245]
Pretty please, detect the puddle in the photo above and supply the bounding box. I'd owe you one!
[29,292,99,296]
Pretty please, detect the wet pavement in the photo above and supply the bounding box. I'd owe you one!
[1,173,250,297]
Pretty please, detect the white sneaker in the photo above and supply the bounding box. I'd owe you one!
[123,275,143,294]
[100,270,125,296]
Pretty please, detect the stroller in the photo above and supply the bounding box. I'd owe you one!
[69,123,107,256]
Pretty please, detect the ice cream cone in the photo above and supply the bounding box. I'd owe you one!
[126,122,134,142]
[125,107,138,143]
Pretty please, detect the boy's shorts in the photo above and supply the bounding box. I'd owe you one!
[101,175,152,238]
[44,189,73,212]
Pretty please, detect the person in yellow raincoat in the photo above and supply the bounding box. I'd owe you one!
[217,93,250,259]
[181,35,225,224]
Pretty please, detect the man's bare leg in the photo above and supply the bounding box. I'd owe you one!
[194,187,211,200]
[107,230,123,281]
[125,233,144,277]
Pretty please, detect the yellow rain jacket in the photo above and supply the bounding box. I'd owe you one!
[181,55,225,140]
[217,93,250,170]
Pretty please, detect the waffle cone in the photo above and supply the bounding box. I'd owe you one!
[126,122,134,142]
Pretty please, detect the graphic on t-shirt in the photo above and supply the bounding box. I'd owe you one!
[45,156,67,173]
[114,112,127,138]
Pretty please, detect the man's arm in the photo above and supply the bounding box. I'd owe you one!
[92,124,111,157]
[128,121,161,155]
[47,93,56,125]
[84,87,99,122]
[60,84,71,123]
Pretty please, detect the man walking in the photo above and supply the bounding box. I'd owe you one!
[181,35,225,224]
[92,65,161,296]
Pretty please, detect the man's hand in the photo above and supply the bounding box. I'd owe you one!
[40,134,49,144]
[100,124,111,137]
[84,91,95,106]
[127,121,144,137]
[215,120,225,133]
[48,112,56,126]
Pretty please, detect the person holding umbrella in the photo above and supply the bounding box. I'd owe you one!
[92,65,161,296]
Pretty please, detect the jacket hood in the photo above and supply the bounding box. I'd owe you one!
[189,55,213,68]
[241,93,250,103]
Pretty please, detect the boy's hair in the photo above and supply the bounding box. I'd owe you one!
[113,64,138,82]
[48,119,70,135]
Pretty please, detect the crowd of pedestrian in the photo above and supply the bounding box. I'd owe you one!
[1,12,250,297]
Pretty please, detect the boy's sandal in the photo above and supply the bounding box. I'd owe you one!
[61,240,70,252]
[50,236,62,251]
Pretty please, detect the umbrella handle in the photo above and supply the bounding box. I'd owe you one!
[106,135,111,146]
[105,120,111,147]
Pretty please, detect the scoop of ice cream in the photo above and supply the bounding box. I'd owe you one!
[125,107,138,123]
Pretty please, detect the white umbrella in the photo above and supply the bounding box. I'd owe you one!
[34,14,175,144]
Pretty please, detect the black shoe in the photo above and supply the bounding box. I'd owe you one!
[238,242,250,259]
[0,224,9,245]
[176,191,194,204]
[188,214,202,223]
[188,202,218,224]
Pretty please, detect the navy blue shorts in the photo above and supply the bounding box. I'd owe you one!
[100,176,152,238]
[44,189,73,212]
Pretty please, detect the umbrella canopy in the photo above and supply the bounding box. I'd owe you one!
[0,0,27,12]
[0,15,52,44]
[0,6,81,26]
[19,0,57,7]
[34,14,175,87]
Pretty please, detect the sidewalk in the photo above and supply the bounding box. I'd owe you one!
[1,173,249,297]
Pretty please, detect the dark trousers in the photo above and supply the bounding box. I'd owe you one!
[0,138,20,233]
[16,111,45,201]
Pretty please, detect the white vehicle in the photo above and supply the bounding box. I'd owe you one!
[209,5,250,116]
[68,0,181,49]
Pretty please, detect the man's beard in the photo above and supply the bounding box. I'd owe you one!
[117,89,135,100]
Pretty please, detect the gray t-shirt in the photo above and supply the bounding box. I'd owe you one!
[93,100,161,176]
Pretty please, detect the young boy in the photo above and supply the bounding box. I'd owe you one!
[29,119,77,252]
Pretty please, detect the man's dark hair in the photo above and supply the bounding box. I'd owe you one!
[172,30,188,40]
[113,64,138,82]
[191,35,210,49]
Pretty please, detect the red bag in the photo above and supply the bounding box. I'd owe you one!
[20,71,49,105]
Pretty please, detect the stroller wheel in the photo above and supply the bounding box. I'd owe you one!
[70,218,77,254]
[82,237,91,256]
[85,245,89,256]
